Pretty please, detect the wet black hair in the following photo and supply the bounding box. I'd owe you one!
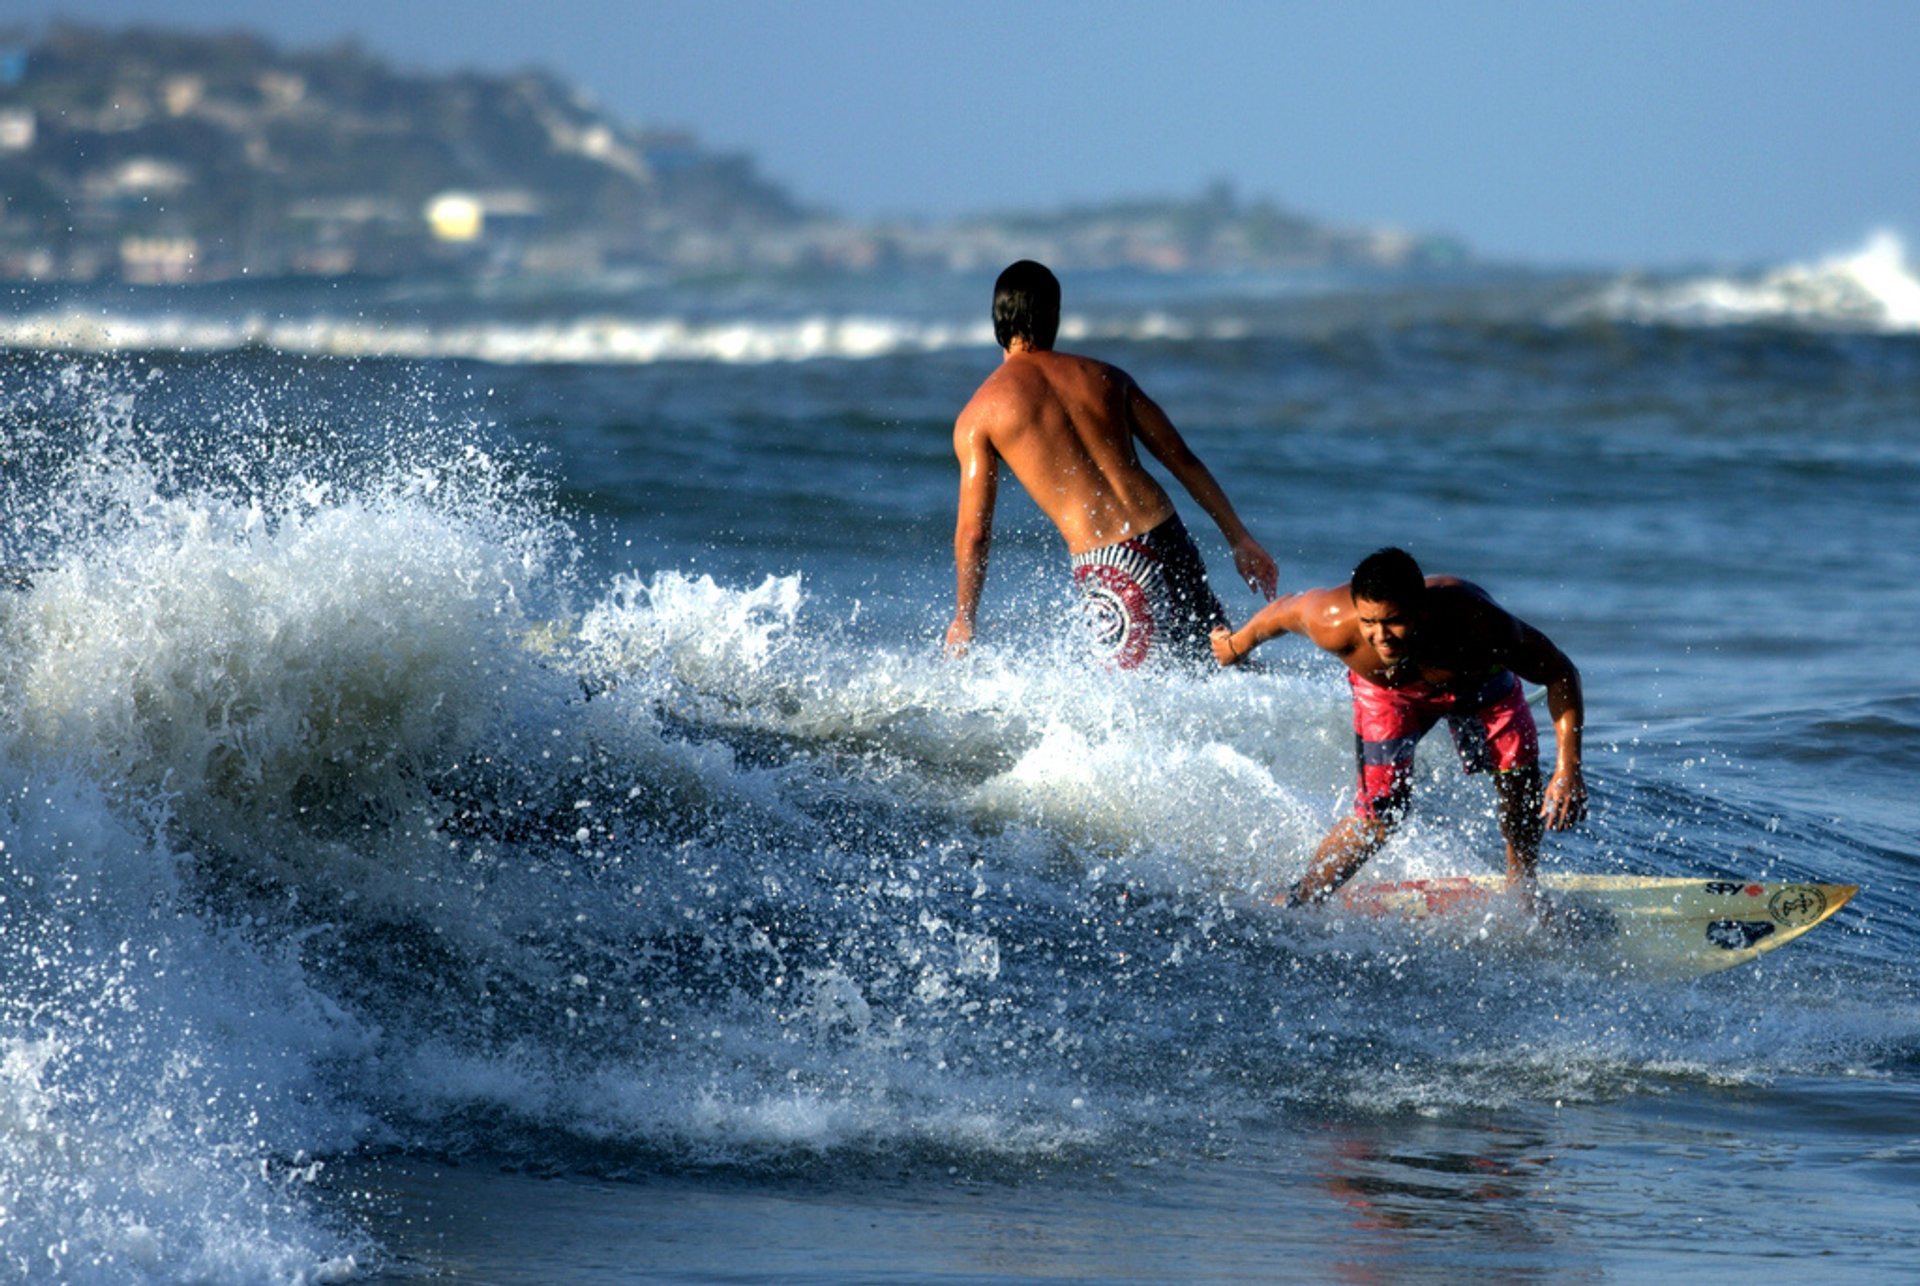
[1351,547,1425,604]
[992,260,1061,350]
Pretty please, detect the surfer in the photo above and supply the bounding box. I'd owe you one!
[1211,546,1587,909]
[944,259,1278,669]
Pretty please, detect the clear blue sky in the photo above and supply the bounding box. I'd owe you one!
[11,0,1916,268]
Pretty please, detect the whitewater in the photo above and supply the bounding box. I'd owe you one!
[4,240,1920,1280]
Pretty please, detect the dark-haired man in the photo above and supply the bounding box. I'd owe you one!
[1211,547,1587,908]
[945,260,1277,669]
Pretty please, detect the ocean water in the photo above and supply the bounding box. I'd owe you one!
[3,236,1919,1281]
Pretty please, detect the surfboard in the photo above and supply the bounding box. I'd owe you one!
[1298,874,1857,977]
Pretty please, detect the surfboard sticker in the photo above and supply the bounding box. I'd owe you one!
[1287,874,1858,978]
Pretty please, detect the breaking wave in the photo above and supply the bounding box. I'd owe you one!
[2,356,1906,1280]
[1579,231,1920,332]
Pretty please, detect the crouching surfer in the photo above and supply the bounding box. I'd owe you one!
[1212,547,1587,913]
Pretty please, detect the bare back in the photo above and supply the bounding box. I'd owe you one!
[956,349,1175,553]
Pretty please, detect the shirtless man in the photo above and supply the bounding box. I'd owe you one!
[1211,547,1587,908]
[945,260,1277,668]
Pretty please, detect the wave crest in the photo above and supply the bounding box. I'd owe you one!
[1581,231,1920,332]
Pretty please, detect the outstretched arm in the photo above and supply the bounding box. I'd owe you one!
[1127,384,1278,598]
[945,416,1000,656]
[1210,590,1323,667]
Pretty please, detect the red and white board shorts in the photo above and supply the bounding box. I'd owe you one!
[1348,668,1539,818]
[1069,515,1226,670]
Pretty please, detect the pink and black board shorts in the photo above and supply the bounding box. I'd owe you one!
[1069,514,1227,670]
[1349,667,1539,818]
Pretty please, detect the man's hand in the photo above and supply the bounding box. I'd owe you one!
[1210,626,1245,668]
[944,616,973,658]
[1540,764,1587,830]
[1232,538,1279,599]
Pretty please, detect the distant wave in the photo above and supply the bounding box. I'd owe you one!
[1579,231,1920,332]
[0,310,984,364]
[0,308,1238,366]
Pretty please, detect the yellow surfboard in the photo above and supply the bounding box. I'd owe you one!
[1304,874,1858,978]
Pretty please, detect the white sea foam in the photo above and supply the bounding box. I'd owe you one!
[0,764,373,1282]
[1582,230,1920,332]
[4,362,1898,1276]
[0,307,1245,365]
[0,310,991,364]
[0,403,583,1279]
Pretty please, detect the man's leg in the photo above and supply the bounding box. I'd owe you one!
[1494,765,1545,880]
[1449,675,1546,911]
[1289,808,1398,905]
[1493,766,1546,916]
[1299,672,1431,905]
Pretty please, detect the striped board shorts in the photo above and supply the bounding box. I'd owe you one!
[1069,514,1227,670]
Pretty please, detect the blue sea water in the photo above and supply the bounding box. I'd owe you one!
[3,236,1919,1281]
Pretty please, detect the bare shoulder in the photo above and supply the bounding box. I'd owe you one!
[970,355,1053,407]
[1285,584,1359,646]
[1428,577,1526,643]
[1427,576,1501,613]
[1076,353,1136,398]
[1061,350,1130,395]
[1305,582,1358,622]
[957,364,1026,433]
[1076,351,1129,381]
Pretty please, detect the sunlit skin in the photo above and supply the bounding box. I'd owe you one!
[945,331,1276,655]
[1212,576,1587,913]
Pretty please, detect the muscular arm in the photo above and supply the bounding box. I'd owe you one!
[1126,383,1278,598]
[1490,611,1588,830]
[945,412,1000,655]
[1210,588,1339,667]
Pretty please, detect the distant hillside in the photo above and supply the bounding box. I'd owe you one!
[0,24,1465,284]
[936,180,1465,276]
[0,24,808,282]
